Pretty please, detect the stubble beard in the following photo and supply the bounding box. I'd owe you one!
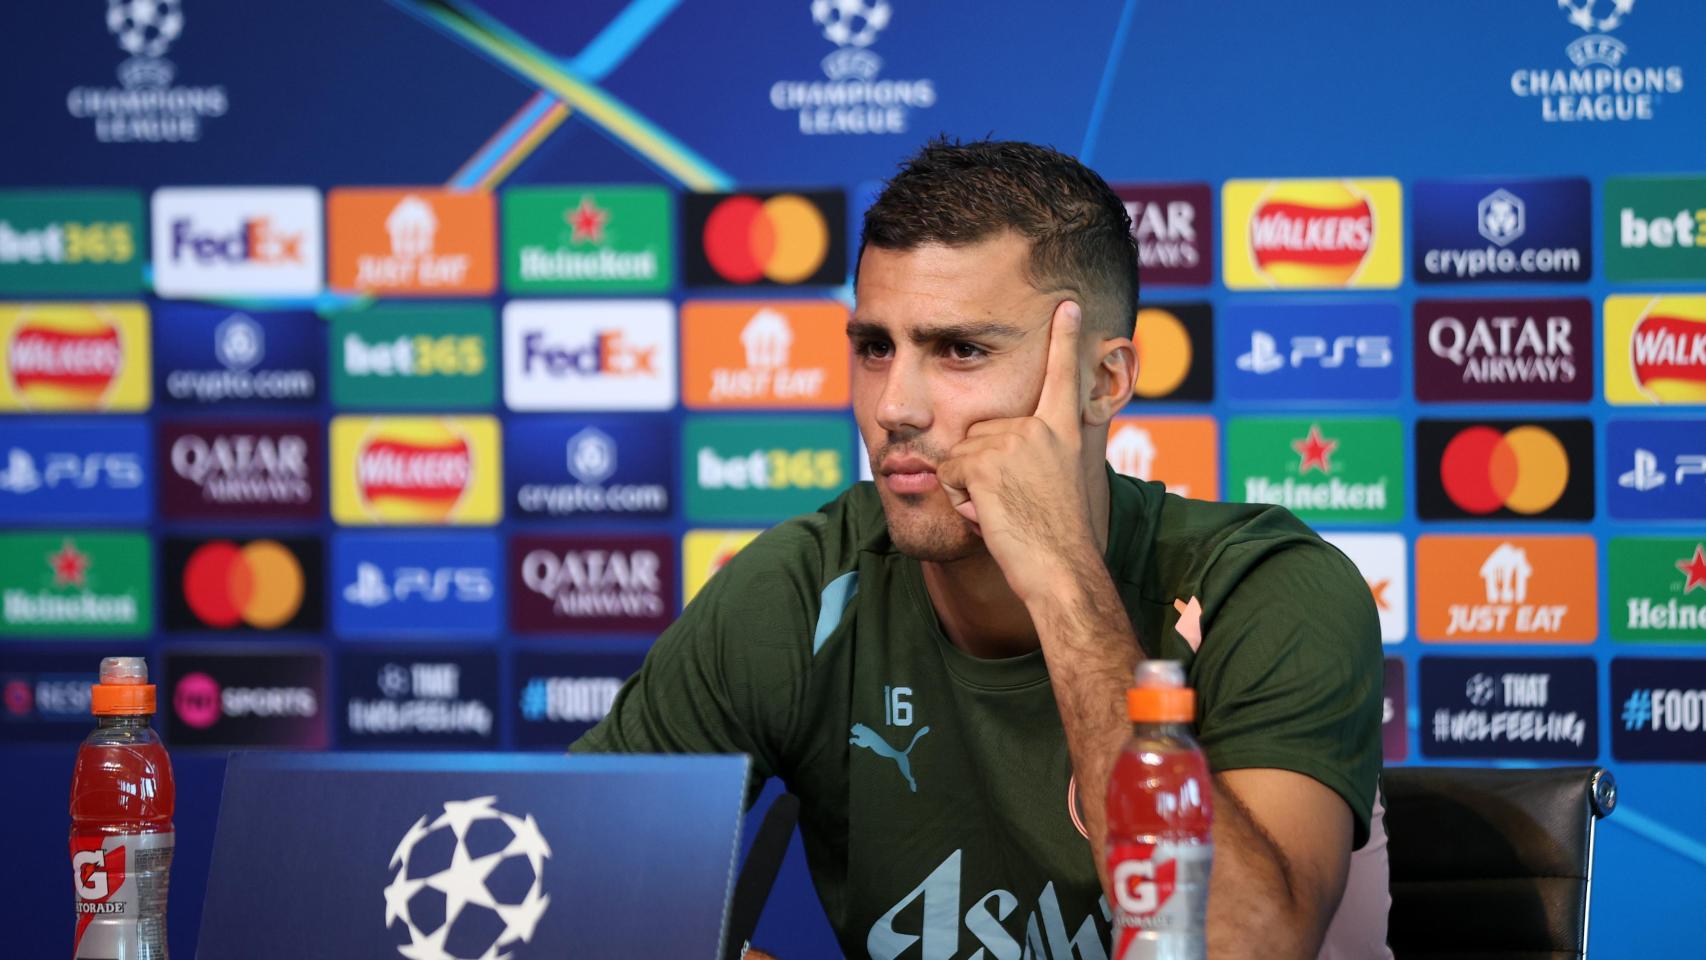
[870,437,986,563]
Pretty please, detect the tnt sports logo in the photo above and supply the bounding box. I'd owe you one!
[1222,179,1402,289]
[502,300,677,411]
[179,539,306,630]
[1416,535,1597,643]
[768,0,936,135]
[682,300,850,408]
[1603,295,1706,404]
[329,189,496,296]
[1509,0,1685,122]
[150,188,322,297]
[1417,419,1593,521]
[384,796,551,960]
[331,417,502,526]
[172,671,221,729]
[683,191,846,288]
[1129,303,1213,402]
[0,303,150,411]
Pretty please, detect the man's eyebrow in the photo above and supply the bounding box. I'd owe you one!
[845,318,1027,343]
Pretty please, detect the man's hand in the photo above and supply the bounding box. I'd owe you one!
[937,300,1099,602]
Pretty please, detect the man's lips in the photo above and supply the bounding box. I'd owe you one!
[881,456,938,495]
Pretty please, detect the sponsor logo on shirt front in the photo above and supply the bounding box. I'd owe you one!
[1128,303,1213,403]
[327,189,495,296]
[1611,658,1706,762]
[1412,178,1591,284]
[503,186,673,293]
[1112,185,1214,287]
[163,648,327,749]
[0,420,150,524]
[0,190,144,294]
[153,305,320,406]
[1413,298,1592,403]
[1604,176,1706,281]
[150,187,322,298]
[331,532,502,639]
[512,650,645,748]
[329,305,495,408]
[1607,419,1706,520]
[1415,535,1596,643]
[510,534,675,634]
[1221,302,1400,403]
[1324,533,1408,643]
[1106,416,1218,500]
[0,532,151,637]
[681,300,850,408]
[330,416,502,526]
[1608,537,1706,643]
[1224,417,1403,524]
[1414,419,1593,521]
[681,191,846,288]
[502,300,676,411]
[1603,294,1706,405]
[0,302,150,412]
[337,651,498,747]
[1419,656,1596,761]
[1222,179,1402,290]
[162,536,322,633]
[158,420,321,521]
[684,415,852,522]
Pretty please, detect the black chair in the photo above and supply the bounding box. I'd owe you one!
[1384,765,1616,960]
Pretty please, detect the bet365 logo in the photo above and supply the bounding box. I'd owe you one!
[685,416,851,521]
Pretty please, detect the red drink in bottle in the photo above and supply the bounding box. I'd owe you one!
[1106,661,1212,960]
[70,657,175,959]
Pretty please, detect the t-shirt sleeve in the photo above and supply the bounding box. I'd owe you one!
[569,523,819,808]
[1188,536,1384,849]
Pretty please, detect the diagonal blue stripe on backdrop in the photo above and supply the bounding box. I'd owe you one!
[1608,804,1706,871]
[1080,0,1140,165]
[569,0,683,79]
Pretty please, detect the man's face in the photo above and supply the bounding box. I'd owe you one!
[850,232,1069,562]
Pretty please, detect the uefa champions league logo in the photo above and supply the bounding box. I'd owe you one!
[385,796,552,960]
[811,0,890,80]
[107,0,183,88]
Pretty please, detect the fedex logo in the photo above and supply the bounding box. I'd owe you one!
[170,217,302,265]
[151,188,322,298]
[503,300,676,411]
[520,329,656,377]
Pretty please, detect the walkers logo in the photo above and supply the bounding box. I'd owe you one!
[1222,179,1402,289]
[331,532,502,639]
[0,421,149,524]
[503,186,672,293]
[1414,298,1592,403]
[682,529,763,606]
[1129,303,1213,403]
[1224,417,1402,523]
[1415,419,1593,520]
[682,191,846,288]
[159,420,321,521]
[338,651,498,747]
[0,533,150,638]
[154,305,320,406]
[1382,658,1406,762]
[513,651,644,748]
[0,303,149,411]
[1413,178,1591,284]
[1415,535,1596,643]
[330,305,495,408]
[1510,1,1686,122]
[769,0,936,136]
[1611,658,1706,761]
[1604,295,1706,404]
[1419,656,1596,761]
[507,418,671,520]
[1605,177,1706,280]
[1106,416,1219,500]
[1609,537,1706,643]
[1608,419,1706,520]
[65,0,230,144]
[163,536,322,633]
[511,535,675,634]
[327,189,495,296]
[151,188,321,298]
[1323,533,1408,643]
[1113,185,1214,287]
[0,191,143,294]
[502,300,676,411]
[330,416,501,526]
[1,652,146,743]
[1222,303,1400,403]
[685,415,852,521]
[682,300,850,408]
[163,649,326,748]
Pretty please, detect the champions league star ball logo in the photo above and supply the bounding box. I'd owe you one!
[384,796,552,960]
[107,0,182,87]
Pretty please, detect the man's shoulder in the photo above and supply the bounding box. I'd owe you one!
[704,481,890,613]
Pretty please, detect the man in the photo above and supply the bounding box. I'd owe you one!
[573,139,1387,958]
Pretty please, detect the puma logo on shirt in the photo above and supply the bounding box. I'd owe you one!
[850,723,931,793]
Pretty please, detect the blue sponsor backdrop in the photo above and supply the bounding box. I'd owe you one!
[1606,418,1706,519]
[1220,302,1403,403]
[504,415,674,520]
[1412,177,1594,284]
[152,303,323,407]
[0,419,151,523]
[3,0,1706,957]
[336,648,501,747]
[1419,656,1599,761]
[331,532,505,637]
[1611,658,1706,762]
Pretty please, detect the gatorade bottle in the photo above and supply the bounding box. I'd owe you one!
[1105,660,1213,960]
[70,657,175,959]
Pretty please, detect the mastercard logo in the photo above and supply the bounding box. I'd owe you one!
[701,194,830,284]
[1249,181,1374,286]
[182,540,305,630]
[7,310,122,408]
[354,419,472,522]
[1630,297,1706,403]
[1439,425,1569,515]
[1131,307,1193,398]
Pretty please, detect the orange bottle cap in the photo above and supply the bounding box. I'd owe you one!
[91,656,155,716]
[1127,686,1195,723]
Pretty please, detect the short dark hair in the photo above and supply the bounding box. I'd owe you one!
[859,137,1139,336]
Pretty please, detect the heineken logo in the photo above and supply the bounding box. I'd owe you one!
[503,187,672,293]
[0,532,151,636]
[1226,417,1402,522]
[1609,538,1706,641]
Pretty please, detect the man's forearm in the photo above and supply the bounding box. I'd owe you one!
[1205,778,1338,959]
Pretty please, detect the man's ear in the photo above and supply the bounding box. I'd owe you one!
[1083,336,1135,427]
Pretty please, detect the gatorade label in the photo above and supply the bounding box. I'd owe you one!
[71,831,173,959]
[1109,839,1212,960]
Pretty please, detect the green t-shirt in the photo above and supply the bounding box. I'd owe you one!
[572,471,1384,958]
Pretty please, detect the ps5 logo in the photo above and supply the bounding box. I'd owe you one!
[342,562,495,608]
[1618,448,1706,493]
[1235,331,1393,375]
[0,448,142,493]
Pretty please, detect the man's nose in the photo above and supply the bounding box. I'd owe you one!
[875,359,931,435]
